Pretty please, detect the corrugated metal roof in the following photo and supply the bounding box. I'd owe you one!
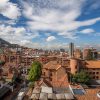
[53,87,70,93]
[41,86,53,93]
[48,93,56,99]
[39,93,48,100]
[56,93,65,99]
[31,86,74,100]
[32,87,41,94]
[31,93,40,99]
[65,93,74,99]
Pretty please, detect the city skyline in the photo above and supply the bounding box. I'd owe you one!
[0,0,100,49]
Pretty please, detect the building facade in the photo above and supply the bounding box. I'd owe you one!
[69,43,74,58]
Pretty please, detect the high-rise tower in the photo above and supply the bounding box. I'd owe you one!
[69,42,74,58]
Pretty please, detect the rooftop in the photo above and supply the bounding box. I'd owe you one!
[43,61,61,70]
[75,88,100,100]
[31,86,74,100]
[85,60,100,68]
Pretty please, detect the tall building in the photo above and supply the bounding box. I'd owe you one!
[70,58,79,74]
[83,48,91,60]
[69,42,74,58]
[74,49,82,59]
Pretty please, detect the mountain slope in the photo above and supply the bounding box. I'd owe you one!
[0,38,11,47]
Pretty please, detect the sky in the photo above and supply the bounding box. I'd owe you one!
[0,0,100,49]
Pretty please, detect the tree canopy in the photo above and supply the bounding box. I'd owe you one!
[28,61,42,82]
[72,70,90,84]
[0,60,5,65]
[85,49,97,60]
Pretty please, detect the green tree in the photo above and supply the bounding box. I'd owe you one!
[28,61,42,82]
[72,71,90,84]
[0,60,5,66]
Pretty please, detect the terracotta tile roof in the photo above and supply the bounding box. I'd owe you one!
[35,79,52,87]
[51,75,69,87]
[85,60,100,68]
[43,61,61,70]
[36,74,69,88]
[75,88,100,100]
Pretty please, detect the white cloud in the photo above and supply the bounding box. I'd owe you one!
[80,17,100,26]
[58,31,78,39]
[21,0,85,39]
[0,24,39,45]
[46,36,56,42]
[0,0,8,6]
[0,0,21,19]
[0,0,100,49]
[21,0,100,39]
[45,32,51,37]
[80,28,95,34]
[20,40,31,45]
[0,25,25,36]
[0,20,16,25]
[43,43,69,50]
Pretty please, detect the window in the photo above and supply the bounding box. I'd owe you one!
[96,72,99,74]
[49,71,52,76]
[93,76,95,79]
[43,72,45,75]
[50,72,52,76]
[96,76,99,79]
[89,72,92,74]
[86,68,88,70]
[50,78,52,81]
[75,66,77,69]
[93,72,95,74]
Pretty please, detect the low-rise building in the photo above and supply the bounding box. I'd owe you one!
[42,61,69,87]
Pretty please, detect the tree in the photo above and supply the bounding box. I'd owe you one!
[0,61,5,78]
[72,71,90,84]
[28,61,42,82]
[0,60,5,66]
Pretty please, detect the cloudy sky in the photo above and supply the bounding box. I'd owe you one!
[0,0,100,49]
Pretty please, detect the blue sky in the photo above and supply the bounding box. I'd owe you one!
[0,0,100,49]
